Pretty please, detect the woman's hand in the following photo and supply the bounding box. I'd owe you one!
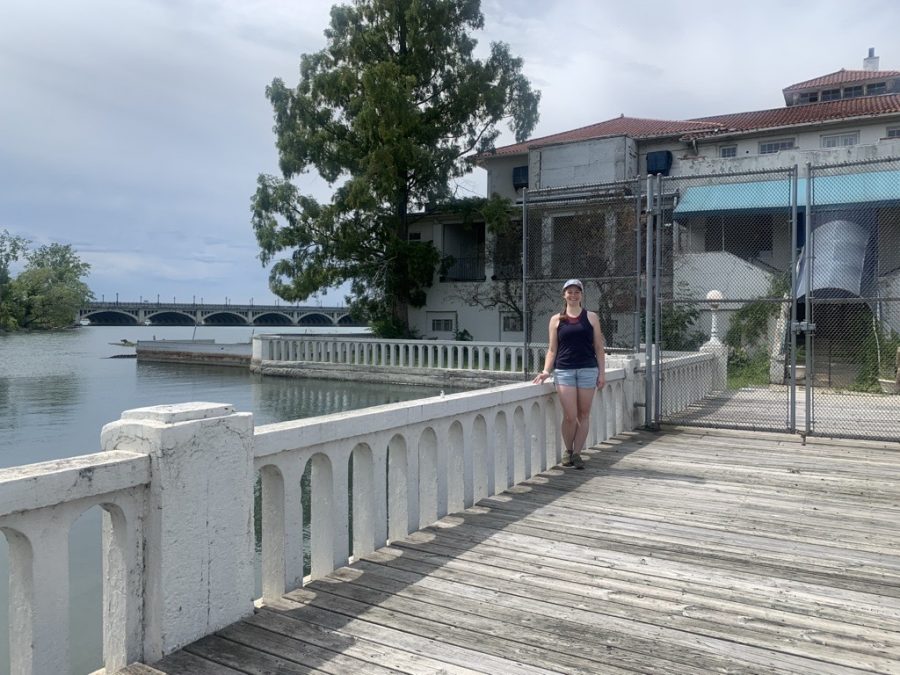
[596,370,606,389]
[533,370,551,384]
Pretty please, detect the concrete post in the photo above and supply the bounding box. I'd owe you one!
[100,402,255,663]
[701,291,729,392]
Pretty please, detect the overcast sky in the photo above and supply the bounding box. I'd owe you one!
[1,0,898,306]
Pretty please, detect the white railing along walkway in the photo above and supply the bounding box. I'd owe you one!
[0,351,715,674]
[253,335,548,374]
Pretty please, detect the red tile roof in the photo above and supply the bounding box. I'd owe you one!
[480,95,900,160]
[783,69,900,92]
[685,94,900,140]
[480,116,723,158]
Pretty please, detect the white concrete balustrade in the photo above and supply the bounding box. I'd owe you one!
[253,334,549,374]
[0,351,716,674]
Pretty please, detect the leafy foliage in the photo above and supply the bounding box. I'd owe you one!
[0,230,29,330]
[252,0,540,335]
[725,273,790,356]
[660,300,704,351]
[0,238,93,330]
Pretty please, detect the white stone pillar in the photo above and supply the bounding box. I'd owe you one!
[701,290,728,392]
[100,403,255,663]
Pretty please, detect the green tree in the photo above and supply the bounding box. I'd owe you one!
[0,230,30,330]
[7,243,93,329]
[252,0,540,336]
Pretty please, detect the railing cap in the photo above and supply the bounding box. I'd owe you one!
[120,402,234,424]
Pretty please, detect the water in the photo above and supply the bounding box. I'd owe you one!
[0,325,454,673]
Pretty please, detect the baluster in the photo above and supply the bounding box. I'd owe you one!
[7,520,71,674]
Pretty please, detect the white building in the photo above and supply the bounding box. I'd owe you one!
[408,50,900,344]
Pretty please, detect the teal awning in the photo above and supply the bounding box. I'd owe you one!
[673,170,900,216]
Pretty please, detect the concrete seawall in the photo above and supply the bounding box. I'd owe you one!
[136,340,251,367]
[253,360,525,389]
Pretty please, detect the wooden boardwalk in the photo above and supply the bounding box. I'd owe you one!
[662,387,900,441]
[139,427,900,674]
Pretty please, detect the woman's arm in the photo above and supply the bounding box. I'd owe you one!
[532,315,559,383]
[589,311,606,389]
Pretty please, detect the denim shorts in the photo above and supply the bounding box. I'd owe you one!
[554,367,599,389]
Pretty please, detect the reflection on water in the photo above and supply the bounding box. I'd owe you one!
[0,326,460,674]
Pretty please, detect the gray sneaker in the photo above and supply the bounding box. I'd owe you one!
[561,451,574,467]
[571,453,584,470]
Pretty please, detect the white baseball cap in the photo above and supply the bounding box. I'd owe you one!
[563,279,583,291]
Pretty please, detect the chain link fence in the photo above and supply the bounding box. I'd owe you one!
[519,163,899,442]
[522,180,643,367]
[805,156,900,439]
[657,169,797,432]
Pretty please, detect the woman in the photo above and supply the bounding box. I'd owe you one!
[532,279,606,469]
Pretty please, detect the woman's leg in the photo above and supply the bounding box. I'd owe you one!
[556,384,579,458]
[572,386,597,456]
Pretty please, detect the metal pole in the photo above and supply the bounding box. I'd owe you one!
[804,163,813,438]
[789,166,798,432]
[521,188,529,376]
[633,181,642,351]
[653,174,663,429]
[644,175,654,429]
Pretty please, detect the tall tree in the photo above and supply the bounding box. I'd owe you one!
[252,0,539,335]
[0,230,29,330]
[8,243,93,330]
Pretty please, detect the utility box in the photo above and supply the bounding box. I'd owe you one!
[646,150,673,175]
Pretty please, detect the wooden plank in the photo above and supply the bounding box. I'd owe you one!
[244,609,483,675]
[339,557,810,674]
[486,484,900,556]
[183,634,315,673]
[216,621,398,675]
[371,541,899,672]
[268,593,556,675]
[151,647,248,674]
[297,579,627,675]
[381,532,900,628]
[457,503,900,591]
[113,664,166,675]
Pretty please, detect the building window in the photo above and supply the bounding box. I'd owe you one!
[408,232,422,241]
[843,85,864,99]
[501,314,523,332]
[719,145,737,158]
[798,92,818,104]
[821,89,841,101]
[759,138,795,154]
[887,126,900,138]
[867,82,887,95]
[821,132,859,148]
[432,318,454,332]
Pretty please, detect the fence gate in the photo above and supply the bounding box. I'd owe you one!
[520,166,899,442]
[648,162,899,442]
[802,157,900,441]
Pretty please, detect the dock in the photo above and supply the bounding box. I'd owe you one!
[142,426,900,674]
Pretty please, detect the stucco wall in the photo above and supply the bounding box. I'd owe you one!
[530,137,638,188]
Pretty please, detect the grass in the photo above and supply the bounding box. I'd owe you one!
[727,352,770,390]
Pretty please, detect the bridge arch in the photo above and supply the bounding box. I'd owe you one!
[144,311,196,326]
[297,313,334,326]
[201,312,249,326]
[80,310,140,326]
[252,312,292,326]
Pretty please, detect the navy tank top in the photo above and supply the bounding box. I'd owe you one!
[555,309,598,369]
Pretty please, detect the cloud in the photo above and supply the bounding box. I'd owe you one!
[2,0,899,307]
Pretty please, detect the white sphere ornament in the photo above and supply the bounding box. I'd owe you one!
[706,290,724,308]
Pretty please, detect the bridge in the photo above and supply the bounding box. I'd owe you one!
[78,301,362,327]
